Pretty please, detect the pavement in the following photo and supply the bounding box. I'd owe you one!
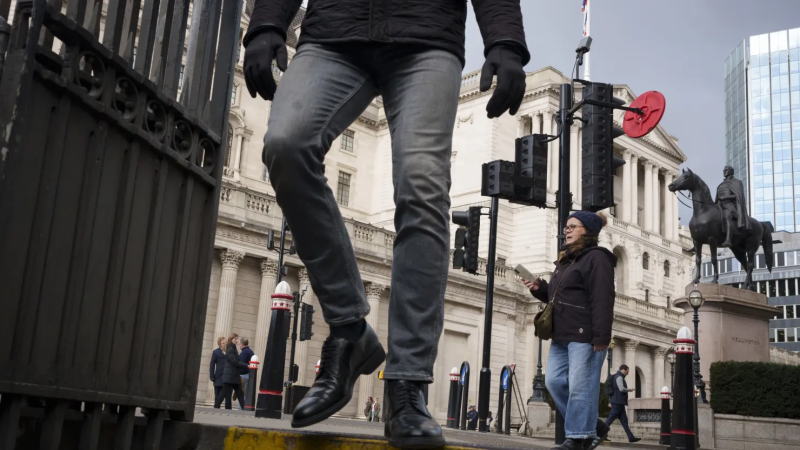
[190,407,667,450]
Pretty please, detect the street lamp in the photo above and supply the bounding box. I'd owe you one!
[667,349,676,393]
[688,287,708,403]
[528,335,547,403]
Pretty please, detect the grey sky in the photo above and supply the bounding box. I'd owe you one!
[462,1,800,224]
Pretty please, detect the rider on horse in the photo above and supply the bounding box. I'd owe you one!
[716,166,750,247]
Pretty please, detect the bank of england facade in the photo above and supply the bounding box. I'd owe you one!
[196,10,695,422]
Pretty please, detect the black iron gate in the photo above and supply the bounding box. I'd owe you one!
[0,0,241,448]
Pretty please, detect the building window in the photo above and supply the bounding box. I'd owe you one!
[770,329,776,343]
[789,328,797,342]
[341,129,355,153]
[642,252,649,270]
[777,251,786,267]
[787,305,796,319]
[777,329,786,342]
[663,260,670,277]
[336,171,352,207]
[645,289,650,302]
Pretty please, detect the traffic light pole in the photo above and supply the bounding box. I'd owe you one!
[478,196,500,432]
[557,82,574,238]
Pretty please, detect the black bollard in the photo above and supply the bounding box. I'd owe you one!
[459,361,471,430]
[504,366,514,435]
[670,327,697,450]
[255,281,293,418]
[660,385,671,445]
[244,355,260,410]
[447,367,460,428]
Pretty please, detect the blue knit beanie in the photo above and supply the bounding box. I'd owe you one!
[568,211,605,235]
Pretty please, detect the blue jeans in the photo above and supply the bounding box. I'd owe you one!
[264,42,462,381]
[545,341,607,438]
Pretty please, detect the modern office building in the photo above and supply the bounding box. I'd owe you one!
[700,230,800,352]
[724,27,800,231]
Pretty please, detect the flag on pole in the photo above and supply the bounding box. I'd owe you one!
[582,0,590,36]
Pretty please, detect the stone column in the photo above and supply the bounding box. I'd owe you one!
[544,112,557,192]
[653,347,668,397]
[214,249,245,341]
[643,162,653,232]
[254,258,279,359]
[570,126,581,202]
[622,151,632,223]
[623,340,639,395]
[652,166,661,235]
[663,173,672,239]
[357,283,385,418]
[296,268,312,385]
[630,155,639,226]
[666,172,677,240]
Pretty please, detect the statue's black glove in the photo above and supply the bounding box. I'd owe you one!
[243,30,288,100]
[480,44,526,118]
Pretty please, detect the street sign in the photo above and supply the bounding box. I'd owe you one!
[460,365,468,385]
[501,368,510,390]
[623,90,666,138]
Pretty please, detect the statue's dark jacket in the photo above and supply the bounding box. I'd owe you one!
[245,0,530,67]
[716,176,750,229]
[530,246,616,347]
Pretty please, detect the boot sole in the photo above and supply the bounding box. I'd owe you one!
[387,434,446,449]
[291,344,386,428]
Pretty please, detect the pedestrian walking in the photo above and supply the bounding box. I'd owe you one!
[243,0,528,447]
[605,365,641,443]
[371,399,381,423]
[364,396,375,421]
[524,211,615,450]
[210,337,227,408]
[466,405,478,431]
[222,333,248,410]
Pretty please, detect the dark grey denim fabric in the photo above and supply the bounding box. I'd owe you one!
[263,42,461,381]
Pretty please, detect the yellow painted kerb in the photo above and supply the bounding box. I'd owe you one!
[224,427,474,450]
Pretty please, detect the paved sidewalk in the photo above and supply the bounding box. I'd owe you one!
[191,407,664,449]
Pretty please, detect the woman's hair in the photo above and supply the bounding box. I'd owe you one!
[217,336,225,347]
[558,213,607,262]
[227,332,239,344]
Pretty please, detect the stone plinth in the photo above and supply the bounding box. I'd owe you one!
[526,401,552,435]
[673,283,778,391]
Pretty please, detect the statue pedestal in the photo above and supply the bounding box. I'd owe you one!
[674,283,777,392]
[526,401,552,435]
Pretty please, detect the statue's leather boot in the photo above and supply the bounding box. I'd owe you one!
[291,324,385,427]
[385,380,445,448]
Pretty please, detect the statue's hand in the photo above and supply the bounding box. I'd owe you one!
[243,30,287,101]
[480,44,526,118]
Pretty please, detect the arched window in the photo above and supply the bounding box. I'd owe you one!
[613,247,626,295]
[642,252,650,270]
[663,260,670,277]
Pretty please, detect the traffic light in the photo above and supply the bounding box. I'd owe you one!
[581,81,626,212]
[453,227,467,269]
[481,160,515,198]
[452,207,481,274]
[512,134,548,207]
[299,303,314,341]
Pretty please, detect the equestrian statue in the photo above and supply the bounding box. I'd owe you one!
[668,166,774,290]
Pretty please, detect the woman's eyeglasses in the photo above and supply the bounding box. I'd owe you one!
[563,224,584,232]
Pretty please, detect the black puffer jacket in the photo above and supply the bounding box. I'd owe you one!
[245,0,530,67]
[222,343,249,384]
[531,246,616,346]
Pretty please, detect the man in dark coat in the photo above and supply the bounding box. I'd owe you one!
[210,337,226,408]
[716,165,750,247]
[243,1,528,447]
[604,365,640,443]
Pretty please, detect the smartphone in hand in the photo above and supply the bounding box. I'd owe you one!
[514,264,537,281]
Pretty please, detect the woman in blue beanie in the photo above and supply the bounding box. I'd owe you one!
[522,210,616,450]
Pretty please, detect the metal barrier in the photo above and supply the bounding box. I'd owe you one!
[0,0,241,448]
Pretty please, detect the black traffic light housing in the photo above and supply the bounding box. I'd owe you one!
[581,81,626,212]
[299,303,314,341]
[511,134,548,207]
[452,207,481,274]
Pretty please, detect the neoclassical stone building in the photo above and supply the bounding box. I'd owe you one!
[197,8,695,422]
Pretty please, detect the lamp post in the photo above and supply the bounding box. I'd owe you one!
[528,336,547,403]
[688,287,708,403]
[606,339,615,379]
[667,349,676,394]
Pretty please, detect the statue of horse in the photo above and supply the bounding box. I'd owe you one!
[667,168,774,290]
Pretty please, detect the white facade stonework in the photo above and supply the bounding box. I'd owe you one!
[196,22,696,422]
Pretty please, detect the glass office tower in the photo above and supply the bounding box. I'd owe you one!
[725,28,800,231]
